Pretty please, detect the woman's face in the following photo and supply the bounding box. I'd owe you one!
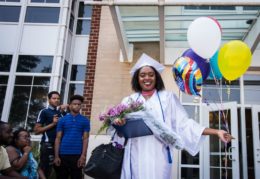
[138,66,156,91]
[16,131,30,148]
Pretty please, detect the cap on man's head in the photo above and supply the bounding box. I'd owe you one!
[130,53,165,76]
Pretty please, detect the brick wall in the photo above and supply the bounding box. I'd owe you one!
[82,3,102,118]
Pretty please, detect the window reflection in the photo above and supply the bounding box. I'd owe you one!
[68,84,84,98]
[0,55,12,72]
[0,6,21,22]
[181,150,199,165]
[31,0,60,3]
[4,0,20,2]
[203,79,240,103]
[25,7,60,23]
[181,167,199,179]
[244,74,260,105]
[17,55,53,73]
[76,19,91,35]
[70,65,86,81]
[60,80,66,103]
[0,76,8,119]
[69,14,74,32]
[76,2,92,35]
[9,76,50,131]
[63,61,69,78]
[78,3,92,17]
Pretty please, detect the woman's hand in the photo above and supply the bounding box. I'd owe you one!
[23,146,32,154]
[217,130,235,143]
[113,118,126,126]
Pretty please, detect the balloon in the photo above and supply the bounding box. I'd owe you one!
[208,16,222,33]
[208,51,222,80]
[182,49,210,80]
[218,40,252,81]
[187,17,222,59]
[172,56,203,96]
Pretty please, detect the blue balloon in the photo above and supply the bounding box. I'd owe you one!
[208,51,222,79]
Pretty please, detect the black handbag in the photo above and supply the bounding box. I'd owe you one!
[84,143,124,178]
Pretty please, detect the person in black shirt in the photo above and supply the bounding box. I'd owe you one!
[34,91,68,178]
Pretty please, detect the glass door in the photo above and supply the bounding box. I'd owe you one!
[202,102,240,179]
[252,106,260,178]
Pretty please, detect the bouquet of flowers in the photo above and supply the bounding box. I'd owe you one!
[98,99,144,134]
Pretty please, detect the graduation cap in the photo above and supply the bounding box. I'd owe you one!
[130,53,165,76]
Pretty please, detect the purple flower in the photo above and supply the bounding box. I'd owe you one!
[97,100,144,134]
[99,113,108,121]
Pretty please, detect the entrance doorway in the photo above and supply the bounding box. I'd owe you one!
[202,102,240,179]
[252,106,260,178]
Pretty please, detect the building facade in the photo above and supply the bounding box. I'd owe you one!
[1,0,260,179]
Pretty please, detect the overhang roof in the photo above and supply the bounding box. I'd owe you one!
[85,0,260,63]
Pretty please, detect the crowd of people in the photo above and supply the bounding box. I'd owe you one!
[0,93,90,179]
[0,53,233,179]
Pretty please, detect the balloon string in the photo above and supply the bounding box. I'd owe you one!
[204,67,230,178]
[202,96,229,179]
[210,64,230,133]
[224,143,228,179]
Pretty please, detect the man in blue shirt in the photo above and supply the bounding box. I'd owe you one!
[34,91,68,178]
[54,95,90,179]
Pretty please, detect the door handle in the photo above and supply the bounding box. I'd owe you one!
[228,147,236,161]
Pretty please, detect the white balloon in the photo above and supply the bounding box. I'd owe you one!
[187,17,222,59]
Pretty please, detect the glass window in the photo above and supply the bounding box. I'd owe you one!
[17,55,53,73]
[0,76,8,119]
[70,65,86,81]
[25,7,60,23]
[78,3,92,18]
[76,20,91,35]
[243,6,260,10]
[1,0,20,2]
[71,0,77,13]
[69,14,74,32]
[0,6,21,22]
[31,0,59,3]
[68,83,84,97]
[60,80,66,103]
[63,61,69,79]
[0,55,12,72]
[202,79,240,103]
[9,76,50,131]
[181,168,199,179]
[244,74,260,105]
[76,2,92,35]
[68,65,85,101]
[185,5,235,10]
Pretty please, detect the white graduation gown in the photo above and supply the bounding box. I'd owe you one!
[117,90,206,179]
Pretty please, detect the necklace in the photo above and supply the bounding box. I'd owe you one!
[141,89,155,97]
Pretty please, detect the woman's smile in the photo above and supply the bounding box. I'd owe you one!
[138,66,156,91]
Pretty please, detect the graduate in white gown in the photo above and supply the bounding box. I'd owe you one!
[113,53,233,179]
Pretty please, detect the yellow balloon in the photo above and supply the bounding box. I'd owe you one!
[218,40,252,81]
